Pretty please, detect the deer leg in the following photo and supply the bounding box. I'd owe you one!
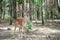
[14,25,16,33]
[19,25,21,38]
[19,25,21,33]
[19,25,23,38]
[14,23,17,33]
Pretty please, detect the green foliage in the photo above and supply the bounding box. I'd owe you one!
[26,18,32,32]
[37,0,41,5]
[17,0,24,4]
[26,0,29,3]
[13,0,16,4]
[26,0,37,3]
[0,0,3,3]
[5,14,10,19]
[32,0,36,3]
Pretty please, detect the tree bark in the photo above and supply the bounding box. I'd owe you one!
[13,0,17,19]
[37,6,40,20]
[22,2,24,17]
[41,0,44,25]
[29,0,32,21]
[9,0,13,25]
[0,2,2,18]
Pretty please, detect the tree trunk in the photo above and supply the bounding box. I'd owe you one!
[42,12,44,25]
[9,0,13,25]
[13,0,17,19]
[37,6,40,20]
[22,2,24,17]
[3,1,5,20]
[29,0,32,21]
[50,10,53,20]
[0,2,2,18]
[41,0,44,25]
[18,4,21,17]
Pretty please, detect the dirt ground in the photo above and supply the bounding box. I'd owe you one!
[0,20,60,40]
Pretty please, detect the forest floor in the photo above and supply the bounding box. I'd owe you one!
[0,20,60,40]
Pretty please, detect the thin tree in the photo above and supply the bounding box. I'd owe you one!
[0,0,3,18]
[13,0,17,19]
[41,0,44,25]
[29,0,33,21]
[9,0,13,25]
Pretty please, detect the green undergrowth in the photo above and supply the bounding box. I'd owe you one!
[26,18,33,32]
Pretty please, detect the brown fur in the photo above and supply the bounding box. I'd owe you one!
[14,17,24,32]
